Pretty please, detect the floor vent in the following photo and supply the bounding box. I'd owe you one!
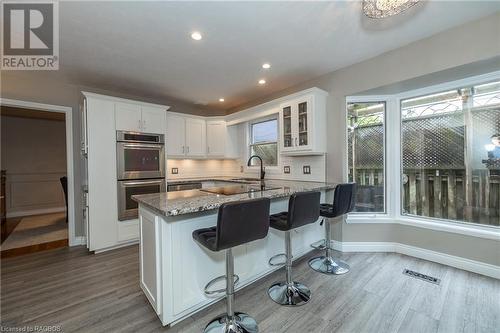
[403,269,440,285]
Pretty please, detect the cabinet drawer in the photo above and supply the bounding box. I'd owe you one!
[118,219,139,241]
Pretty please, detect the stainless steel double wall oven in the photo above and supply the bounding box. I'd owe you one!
[116,131,166,220]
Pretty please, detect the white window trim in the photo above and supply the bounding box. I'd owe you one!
[245,114,280,171]
[344,95,393,219]
[345,70,500,241]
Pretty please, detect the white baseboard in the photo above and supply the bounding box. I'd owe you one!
[331,240,500,280]
[7,207,66,218]
[93,239,139,254]
[71,236,87,246]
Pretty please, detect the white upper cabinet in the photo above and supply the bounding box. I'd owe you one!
[142,106,167,134]
[206,120,226,156]
[166,114,186,156]
[115,103,166,134]
[166,113,207,158]
[279,90,326,155]
[115,102,142,132]
[185,118,206,157]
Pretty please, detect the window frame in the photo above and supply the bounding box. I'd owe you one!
[344,70,500,241]
[345,97,391,218]
[247,115,279,169]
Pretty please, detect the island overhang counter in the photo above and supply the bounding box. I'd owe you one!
[133,179,337,327]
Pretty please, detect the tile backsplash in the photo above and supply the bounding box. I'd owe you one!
[167,154,326,182]
[167,159,241,179]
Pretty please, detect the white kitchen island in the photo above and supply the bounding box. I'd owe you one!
[133,179,336,327]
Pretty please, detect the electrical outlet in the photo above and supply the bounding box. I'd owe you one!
[240,165,244,173]
[303,165,311,175]
[283,166,291,174]
[171,167,178,174]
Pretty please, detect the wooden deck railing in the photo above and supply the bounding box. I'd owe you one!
[350,168,500,227]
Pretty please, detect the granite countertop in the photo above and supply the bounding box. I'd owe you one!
[133,179,337,217]
[166,177,258,185]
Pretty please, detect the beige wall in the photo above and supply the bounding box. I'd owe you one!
[1,115,67,216]
[231,13,500,266]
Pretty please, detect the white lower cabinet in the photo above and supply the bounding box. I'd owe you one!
[139,209,161,314]
[117,219,139,242]
[85,96,119,251]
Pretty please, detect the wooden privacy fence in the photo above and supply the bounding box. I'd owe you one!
[352,168,500,227]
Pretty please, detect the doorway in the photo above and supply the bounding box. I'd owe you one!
[0,100,75,257]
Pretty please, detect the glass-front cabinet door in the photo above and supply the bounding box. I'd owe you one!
[281,104,294,150]
[280,97,312,152]
[296,97,312,149]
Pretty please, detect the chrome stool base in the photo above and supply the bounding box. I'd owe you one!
[204,312,258,333]
[267,282,311,306]
[308,256,350,275]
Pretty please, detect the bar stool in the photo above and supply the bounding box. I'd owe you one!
[192,197,271,333]
[267,191,321,306]
[308,183,357,275]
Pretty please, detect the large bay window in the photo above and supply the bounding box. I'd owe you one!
[346,75,500,230]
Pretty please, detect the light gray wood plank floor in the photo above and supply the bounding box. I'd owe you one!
[1,245,499,333]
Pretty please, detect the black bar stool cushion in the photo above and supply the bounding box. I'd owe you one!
[269,212,289,231]
[192,226,217,251]
[269,191,321,231]
[193,197,271,252]
[320,183,357,218]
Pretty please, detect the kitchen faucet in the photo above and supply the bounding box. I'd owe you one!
[247,155,265,180]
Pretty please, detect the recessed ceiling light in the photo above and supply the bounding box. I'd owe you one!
[219,98,225,102]
[262,63,271,69]
[191,31,202,40]
[258,79,266,85]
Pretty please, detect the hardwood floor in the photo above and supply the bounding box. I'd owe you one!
[1,245,499,333]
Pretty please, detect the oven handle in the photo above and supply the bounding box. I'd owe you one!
[121,143,164,149]
[120,180,165,186]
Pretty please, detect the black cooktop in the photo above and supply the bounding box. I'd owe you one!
[200,184,280,195]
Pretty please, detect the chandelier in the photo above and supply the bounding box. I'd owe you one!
[363,0,420,19]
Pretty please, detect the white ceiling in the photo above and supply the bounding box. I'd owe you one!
[54,1,500,113]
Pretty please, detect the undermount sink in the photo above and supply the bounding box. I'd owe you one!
[200,184,280,195]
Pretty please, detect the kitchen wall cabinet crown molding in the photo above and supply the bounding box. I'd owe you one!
[225,87,328,126]
[81,92,169,110]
